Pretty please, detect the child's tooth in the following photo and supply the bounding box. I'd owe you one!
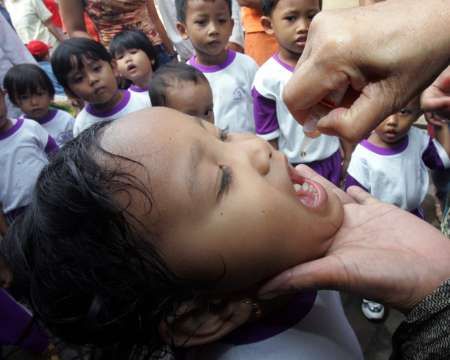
[294,183,302,192]
[303,183,310,191]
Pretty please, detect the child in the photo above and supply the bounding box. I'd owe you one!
[345,96,450,321]
[25,39,65,95]
[0,87,58,226]
[51,38,150,137]
[2,108,363,360]
[176,0,258,133]
[4,63,74,146]
[109,29,157,107]
[252,0,344,186]
[149,62,214,122]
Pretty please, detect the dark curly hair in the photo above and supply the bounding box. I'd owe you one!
[1,121,197,358]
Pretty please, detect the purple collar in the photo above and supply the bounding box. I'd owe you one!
[361,135,409,155]
[273,53,295,72]
[36,108,57,125]
[189,50,236,73]
[86,90,130,118]
[224,290,317,345]
[0,118,24,140]
[129,84,149,93]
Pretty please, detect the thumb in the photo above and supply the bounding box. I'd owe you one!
[258,256,348,299]
[346,185,379,205]
[317,82,395,143]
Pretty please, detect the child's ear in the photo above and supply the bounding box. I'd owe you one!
[159,297,253,347]
[261,16,274,36]
[176,22,189,40]
[111,59,120,78]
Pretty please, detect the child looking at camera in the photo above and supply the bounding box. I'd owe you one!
[3,108,363,360]
[4,64,74,146]
[51,38,150,136]
[110,29,158,107]
[345,96,450,321]
[176,0,258,133]
[252,0,345,185]
[149,62,214,122]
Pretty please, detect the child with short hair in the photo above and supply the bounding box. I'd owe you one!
[252,0,344,185]
[25,39,65,95]
[109,29,158,107]
[51,38,150,136]
[345,96,450,320]
[176,0,258,133]
[2,107,363,360]
[4,63,74,146]
[149,62,214,122]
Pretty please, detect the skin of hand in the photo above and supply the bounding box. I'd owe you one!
[421,65,450,121]
[259,165,450,313]
[282,0,450,143]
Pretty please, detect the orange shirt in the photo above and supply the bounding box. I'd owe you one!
[241,6,264,33]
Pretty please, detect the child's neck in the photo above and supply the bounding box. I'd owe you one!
[29,108,51,122]
[368,131,407,149]
[133,75,151,90]
[90,90,123,112]
[195,49,229,67]
[278,47,301,69]
[0,118,13,134]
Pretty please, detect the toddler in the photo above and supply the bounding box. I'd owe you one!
[346,96,450,320]
[252,0,345,185]
[176,0,258,133]
[25,39,65,95]
[3,108,363,359]
[4,63,74,146]
[110,29,158,107]
[51,38,149,137]
[149,62,214,122]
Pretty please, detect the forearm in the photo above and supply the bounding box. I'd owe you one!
[146,0,175,54]
[58,0,88,38]
[237,0,261,10]
[391,279,450,359]
[45,21,66,42]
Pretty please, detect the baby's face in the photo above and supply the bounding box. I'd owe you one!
[101,108,344,291]
[165,80,214,123]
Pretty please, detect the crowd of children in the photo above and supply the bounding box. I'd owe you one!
[0,0,449,358]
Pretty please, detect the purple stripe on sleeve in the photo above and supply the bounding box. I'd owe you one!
[188,50,236,73]
[224,290,317,345]
[252,87,280,135]
[345,174,368,191]
[422,137,445,170]
[0,289,49,352]
[44,135,59,154]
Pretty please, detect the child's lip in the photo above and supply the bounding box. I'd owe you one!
[288,164,328,210]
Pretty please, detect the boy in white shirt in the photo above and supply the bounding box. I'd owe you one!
[176,0,258,133]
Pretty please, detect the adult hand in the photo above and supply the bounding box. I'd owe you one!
[259,166,450,313]
[283,0,450,143]
[422,65,450,122]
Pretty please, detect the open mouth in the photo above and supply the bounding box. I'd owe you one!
[127,64,137,72]
[288,165,327,209]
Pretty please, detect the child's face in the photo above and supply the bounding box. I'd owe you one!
[165,80,214,123]
[102,108,344,291]
[266,0,320,57]
[374,98,421,144]
[115,49,153,87]
[66,57,119,106]
[178,0,233,60]
[16,89,52,120]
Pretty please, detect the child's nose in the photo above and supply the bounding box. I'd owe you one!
[386,115,398,126]
[297,18,309,33]
[208,22,220,35]
[241,136,272,175]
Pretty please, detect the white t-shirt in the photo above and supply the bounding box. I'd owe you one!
[0,118,57,214]
[252,54,339,164]
[186,291,363,360]
[5,0,59,48]
[74,89,150,136]
[188,50,258,133]
[347,126,450,211]
[129,85,152,107]
[20,108,74,146]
